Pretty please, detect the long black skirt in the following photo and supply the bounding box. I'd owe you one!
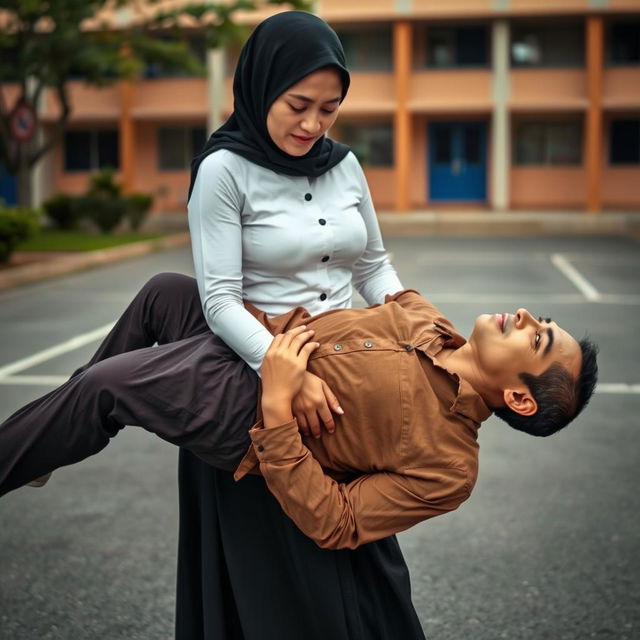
[176,454,426,640]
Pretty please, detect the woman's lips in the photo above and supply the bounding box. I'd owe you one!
[291,134,314,144]
[496,313,506,332]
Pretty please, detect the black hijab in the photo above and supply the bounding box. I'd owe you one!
[189,11,351,197]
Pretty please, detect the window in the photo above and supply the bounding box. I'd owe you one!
[158,126,207,170]
[338,123,393,167]
[511,24,584,67]
[610,120,640,164]
[514,121,582,165]
[64,130,119,172]
[335,28,392,71]
[609,22,640,65]
[425,26,489,68]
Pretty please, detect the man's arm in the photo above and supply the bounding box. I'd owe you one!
[258,328,471,550]
[249,418,470,549]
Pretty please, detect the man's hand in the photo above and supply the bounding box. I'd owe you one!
[293,372,344,439]
[260,326,320,427]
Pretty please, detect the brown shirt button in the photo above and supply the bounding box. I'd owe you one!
[364,341,374,348]
[257,444,265,452]
[333,344,343,351]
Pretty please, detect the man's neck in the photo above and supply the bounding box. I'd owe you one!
[437,345,502,409]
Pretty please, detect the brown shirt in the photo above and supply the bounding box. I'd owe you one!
[234,290,492,549]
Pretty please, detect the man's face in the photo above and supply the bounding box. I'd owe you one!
[468,309,582,391]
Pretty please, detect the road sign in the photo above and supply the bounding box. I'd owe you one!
[9,101,37,142]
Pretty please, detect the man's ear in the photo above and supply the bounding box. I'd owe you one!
[503,388,538,416]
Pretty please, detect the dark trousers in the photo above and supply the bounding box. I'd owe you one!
[0,273,258,496]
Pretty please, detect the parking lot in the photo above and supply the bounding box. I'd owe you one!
[0,234,638,640]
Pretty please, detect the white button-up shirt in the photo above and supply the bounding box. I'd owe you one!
[188,149,403,372]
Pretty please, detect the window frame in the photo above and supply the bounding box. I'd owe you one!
[513,120,583,167]
[336,122,394,168]
[510,22,585,69]
[609,119,640,165]
[421,24,490,69]
[63,129,119,173]
[157,125,207,171]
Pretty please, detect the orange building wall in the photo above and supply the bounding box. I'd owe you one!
[409,71,492,112]
[510,70,588,111]
[603,68,640,109]
[131,79,207,120]
[510,168,586,209]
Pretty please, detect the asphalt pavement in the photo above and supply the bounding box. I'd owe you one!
[0,235,638,640]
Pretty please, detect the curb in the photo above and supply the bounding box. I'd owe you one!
[0,232,191,292]
[376,211,640,238]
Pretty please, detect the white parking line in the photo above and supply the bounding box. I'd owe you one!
[0,375,68,386]
[0,323,113,378]
[551,254,602,302]
[596,383,640,394]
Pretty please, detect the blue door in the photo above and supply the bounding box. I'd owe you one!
[429,122,487,202]
[0,162,17,205]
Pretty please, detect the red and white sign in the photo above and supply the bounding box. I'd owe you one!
[9,101,37,142]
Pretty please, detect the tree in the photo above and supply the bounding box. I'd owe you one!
[0,0,311,205]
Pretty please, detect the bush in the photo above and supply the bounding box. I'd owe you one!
[126,193,154,231]
[42,194,82,230]
[79,170,126,233]
[88,169,121,199]
[78,195,129,234]
[0,206,40,263]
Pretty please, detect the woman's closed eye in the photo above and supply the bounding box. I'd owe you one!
[288,104,336,115]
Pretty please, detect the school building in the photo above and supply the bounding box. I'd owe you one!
[4,0,640,215]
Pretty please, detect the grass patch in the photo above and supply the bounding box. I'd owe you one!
[17,230,168,252]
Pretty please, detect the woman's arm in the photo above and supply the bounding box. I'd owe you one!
[188,151,274,372]
[349,157,404,305]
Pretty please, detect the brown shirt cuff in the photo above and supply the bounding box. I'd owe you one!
[249,418,306,463]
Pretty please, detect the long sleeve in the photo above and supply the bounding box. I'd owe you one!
[188,152,274,372]
[350,161,403,305]
[249,419,471,550]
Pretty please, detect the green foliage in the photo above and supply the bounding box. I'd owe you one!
[78,195,129,234]
[0,206,40,263]
[42,193,82,230]
[87,169,122,199]
[126,193,154,231]
[43,170,155,234]
[76,169,126,233]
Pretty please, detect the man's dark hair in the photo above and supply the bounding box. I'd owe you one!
[494,337,598,437]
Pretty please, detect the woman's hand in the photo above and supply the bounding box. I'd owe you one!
[260,326,320,427]
[293,372,344,439]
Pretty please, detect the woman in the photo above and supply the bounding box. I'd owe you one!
[175,11,426,640]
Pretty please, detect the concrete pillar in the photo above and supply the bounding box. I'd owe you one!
[28,76,45,208]
[585,15,604,213]
[207,48,227,133]
[118,79,135,194]
[491,19,510,211]
[393,21,412,212]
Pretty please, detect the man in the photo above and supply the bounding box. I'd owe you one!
[0,274,598,549]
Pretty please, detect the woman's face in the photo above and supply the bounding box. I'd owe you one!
[266,67,343,156]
